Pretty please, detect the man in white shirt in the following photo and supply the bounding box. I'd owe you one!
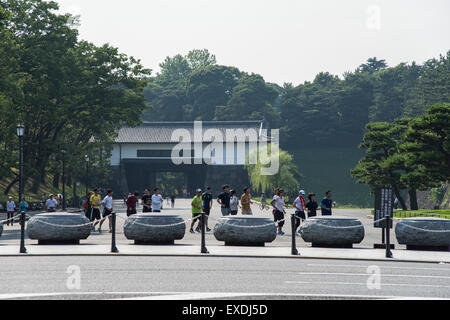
[152,188,163,212]
[293,190,307,236]
[45,195,58,212]
[6,196,16,226]
[271,189,287,235]
[99,189,113,233]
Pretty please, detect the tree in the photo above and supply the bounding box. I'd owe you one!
[358,57,388,73]
[186,49,216,71]
[217,73,280,125]
[351,122,408,210]
[1,0,151,194]
[186,65,241,120]
[401,103,450,189]
[245,149,301,196]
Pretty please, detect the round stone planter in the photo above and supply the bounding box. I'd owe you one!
[124,215,185,245]
[395,218,450,251]
[27,213,91,245]
[213,217,277,247]
[300,217,365,248]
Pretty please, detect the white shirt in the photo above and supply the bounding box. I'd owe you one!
[294,196,306,211]
[102,195,113,210]
[230,196,239,211]
[272,195,285,212]
[6,201,15,212]
[46,199,57,208]
[152,194,163,211]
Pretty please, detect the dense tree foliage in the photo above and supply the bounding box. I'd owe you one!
[352,104,450,210]
[0,0,150,195]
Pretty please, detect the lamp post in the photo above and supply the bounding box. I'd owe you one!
[84,155,89,196]
[62,150,66,211]
[16,124,26,254]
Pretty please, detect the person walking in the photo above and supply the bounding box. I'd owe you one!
[240,187,253,215]
[19,197,28,214]
[152,188,163,213]
[320,190,334,216]
[45,194,58,212]
[83,192,92,220]
[217,185,231,216]
[261,192,267,208]
[271,188,287,235]
[170,195,176,208]
[126,192,139,217]
[98,189,113,233]
[230,190,239,216]
[190,189,203,233]
[293,190,307,236]
[141,188,152,213]
[6,196,16,226]
[306,193,318,218]
[201,187,213,232]
[90,188,102,230]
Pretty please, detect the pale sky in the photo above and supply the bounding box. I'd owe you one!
[55,0,450,85]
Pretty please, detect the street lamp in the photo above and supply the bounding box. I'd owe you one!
[16,124,26,254]
[84,155,89,196]
[61,150,67,211]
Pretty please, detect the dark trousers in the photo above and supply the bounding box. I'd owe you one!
[7,212,14,226]
[273,210,285,229]
[295,211,306,230]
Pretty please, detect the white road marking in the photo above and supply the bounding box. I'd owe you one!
[307,264,450,272]
[296,272,450,279]
[1,291,445,300]
[285,281,450,289]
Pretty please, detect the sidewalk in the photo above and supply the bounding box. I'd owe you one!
[0,244,448,264]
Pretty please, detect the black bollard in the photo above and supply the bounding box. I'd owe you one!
[201,212,209,254]
[291,214,299,255]
[19,211,27,254]
[111,211,118,253]
[385,215,393,258]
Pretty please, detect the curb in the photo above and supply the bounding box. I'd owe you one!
[0,251,447,265]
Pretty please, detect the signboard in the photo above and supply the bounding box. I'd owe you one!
[374,187,394,228]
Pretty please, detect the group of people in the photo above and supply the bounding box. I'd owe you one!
[124,189,176,215]
[78,185,335,236]
[189,185,254,233]
[83,188,114,233]
[3,196,28,227]
[290,190,334,236]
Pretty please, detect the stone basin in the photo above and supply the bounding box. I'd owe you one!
[300,217,365,248]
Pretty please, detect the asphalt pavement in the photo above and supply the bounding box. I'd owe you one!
[0,255,449,300]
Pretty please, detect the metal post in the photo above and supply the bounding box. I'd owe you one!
[201,212,208,254]
[62,152,66,211]
[85,160,89,195]
[291,214,299,255]
[19,135,26,254]
[381,227,385,244]
[385,215,393,258]
[111,211,118,253]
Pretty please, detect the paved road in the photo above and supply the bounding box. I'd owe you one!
[0,255,449,300]
[0,199,392,248]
